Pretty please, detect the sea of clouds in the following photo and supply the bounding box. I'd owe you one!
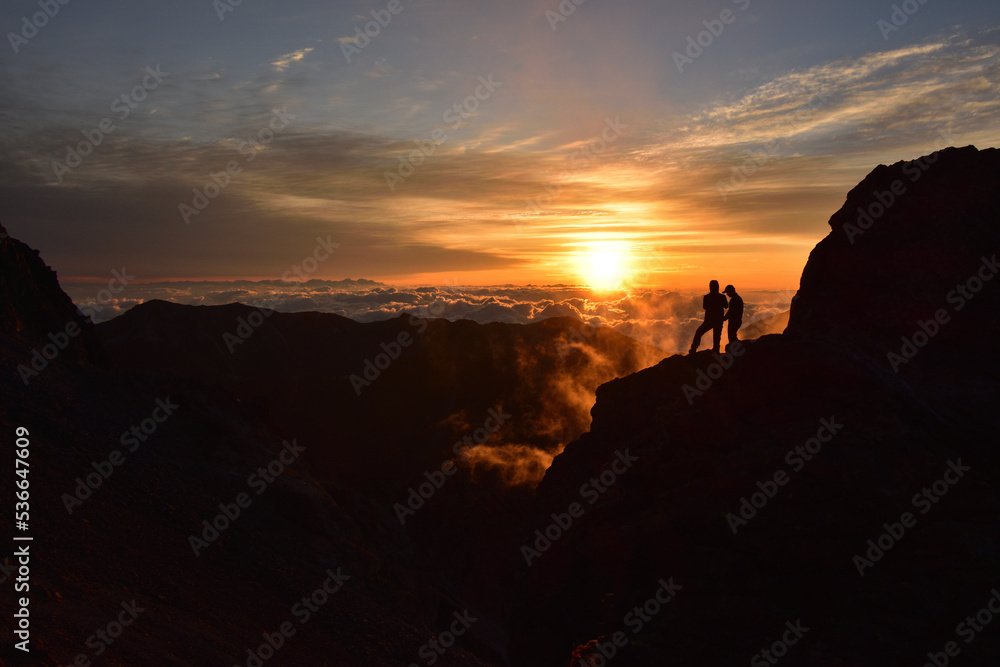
[63,280,794,355]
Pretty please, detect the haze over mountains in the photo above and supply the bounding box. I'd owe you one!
[2,145,999,666]
[62,281,794,356]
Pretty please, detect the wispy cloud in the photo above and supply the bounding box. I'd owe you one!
[2,27,998,289]
[271,48,314,71]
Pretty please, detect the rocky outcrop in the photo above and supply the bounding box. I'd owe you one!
[0,220,103,368]
[511,147,1000,666]
[788,146,1000,349]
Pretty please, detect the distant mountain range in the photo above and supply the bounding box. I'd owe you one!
[0,224,660,665]
[1,145,998,666]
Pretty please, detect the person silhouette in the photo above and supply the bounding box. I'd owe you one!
[723,284,743,352]
[689,280,728,354]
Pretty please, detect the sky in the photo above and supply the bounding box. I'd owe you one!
[2,0,1000,292]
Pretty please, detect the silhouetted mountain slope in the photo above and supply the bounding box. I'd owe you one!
[511,146,1000,666]
[0,221,103,368]
[5,145,998,667]
[0,244,504,664]
[94,299,663,647]
[1,229,662,666]
[98,301,661,491]
[788,146,1000,348]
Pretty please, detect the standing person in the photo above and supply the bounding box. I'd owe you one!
[689,280,728,354]
[723,284,743,352]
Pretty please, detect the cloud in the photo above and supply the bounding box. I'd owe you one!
[63,281,794,355]
[461,443,563,487]
[655,33,1000,171]
[3,30,997,290]
[271,48,314,72]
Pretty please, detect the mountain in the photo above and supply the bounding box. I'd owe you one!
[0,228,503,665]
[509,146,1000,665]
[3,145,999,666]
[0,230,661,665]
[0,221,103,370]
[93,298,663,652]
[96,299,662,490]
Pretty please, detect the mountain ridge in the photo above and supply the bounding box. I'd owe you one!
[511,145,1000,665]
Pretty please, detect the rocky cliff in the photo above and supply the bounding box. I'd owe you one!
[511,146,1000,666]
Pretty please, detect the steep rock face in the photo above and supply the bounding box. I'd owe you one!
[511,147,1000,666]
[788,146,1000,349]
[787,145,1000,433]
[0,221,102,367]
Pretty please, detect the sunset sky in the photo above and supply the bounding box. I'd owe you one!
[2,0,999,290]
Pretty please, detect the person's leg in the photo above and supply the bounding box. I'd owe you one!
[690,320,712,352]
[711,321,722,352]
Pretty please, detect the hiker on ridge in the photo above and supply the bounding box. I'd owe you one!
[689,280,728,354]
[723,284,743,352]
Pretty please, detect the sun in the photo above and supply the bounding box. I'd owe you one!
[578,243,631,291]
